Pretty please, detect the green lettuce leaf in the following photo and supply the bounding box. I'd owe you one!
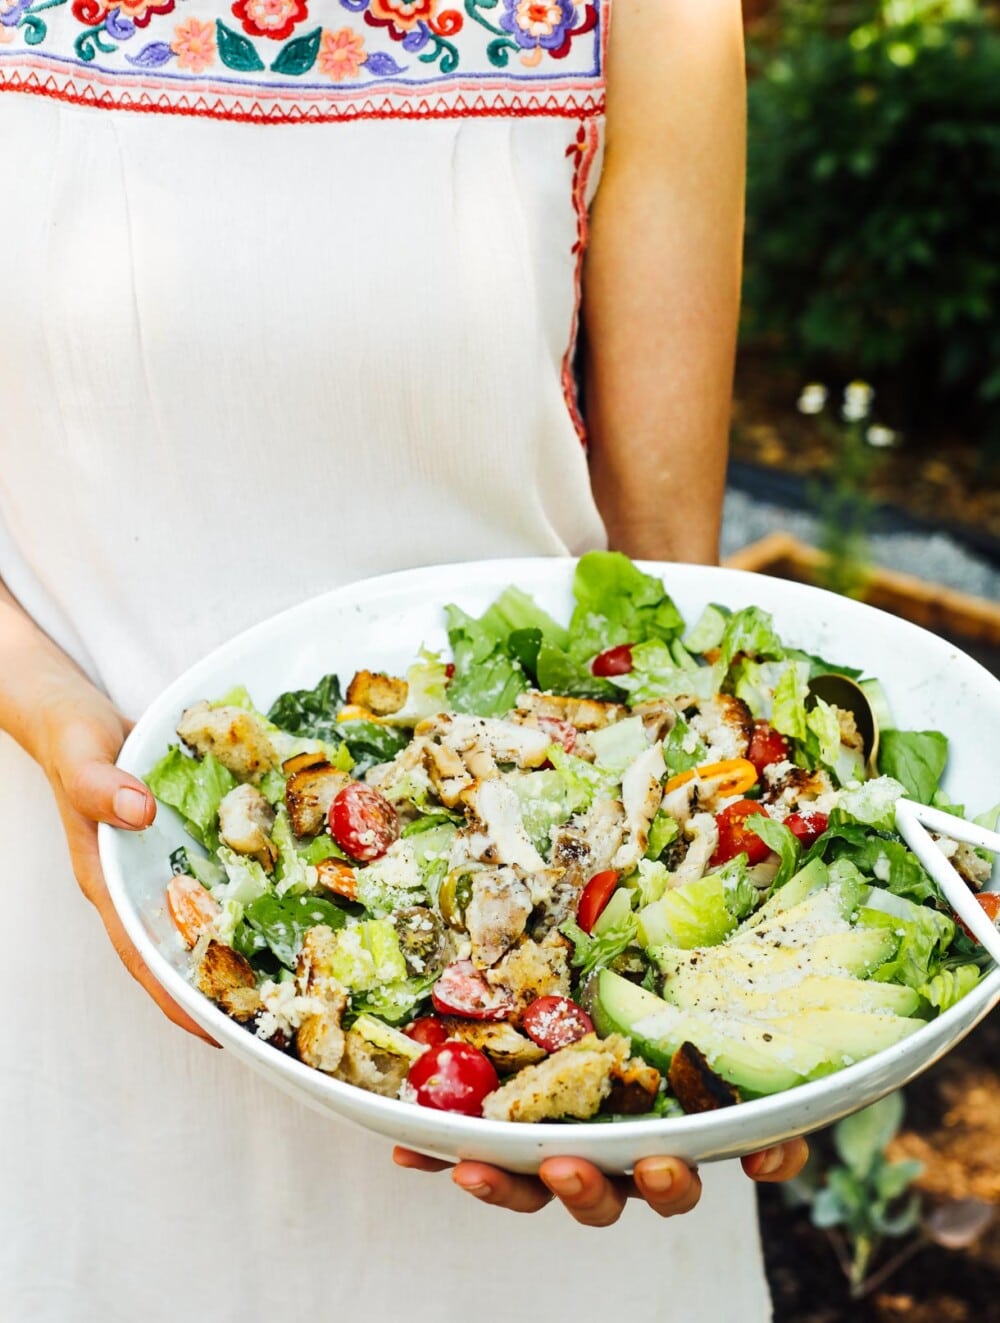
[683,603,730,654]
[645,810,680,862]
[637,872,738,950]
[747,813,802,889]
[920,964,981,1012]
[612,643,721,705]
[863,894,955,991]
[837,777,907,831]
[237,892,349,970]
[146,746,238,850]
[561,913,639,983]
[335,719,409,774]
[661,718,706,776]
[719,606,784,672]
[878,730,949,806]
[445,604,528,717]
[267,673,343,741]
[771,662,810,741]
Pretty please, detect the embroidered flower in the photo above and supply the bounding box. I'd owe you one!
[231,0,307,40]
[0,0,30,29]
[72,0,174,29]
[318,26,366,80]
[171,15,216,70]
[501,0,574,49]
[365,0,435,39]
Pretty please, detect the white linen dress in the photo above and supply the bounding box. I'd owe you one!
[0,2,772,1318]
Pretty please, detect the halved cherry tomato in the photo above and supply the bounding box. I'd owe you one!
[591,644,634,677]
[166,874,221,949]
[784,811,829,848]
[663,758,758,800]
[711,800,773,867]
[407,1042,499,1116]
[537,716,577,754]
[445,663,456,681]
[522,996,594,1052]
[314,857,358,901]
[957,893,1000,942]
[404,1017,450,1050]
[577,869,619,934]
[329,782,400,862]
[747,721,791,776]
[431,960,514,1021]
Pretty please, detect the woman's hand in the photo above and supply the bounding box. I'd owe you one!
[32,679,216,1046]
[393,1140,808,1225]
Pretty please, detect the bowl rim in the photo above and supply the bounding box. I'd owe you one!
[98,556,1000,1146]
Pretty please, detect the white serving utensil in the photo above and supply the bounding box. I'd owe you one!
[895,798,1000,964]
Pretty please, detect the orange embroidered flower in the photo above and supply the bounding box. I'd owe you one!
[366,0,435,37]
[318,27,366,81]
[231,0,307,40]
[171,16,216,71]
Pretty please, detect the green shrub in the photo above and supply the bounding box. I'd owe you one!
[744,1,1000,450]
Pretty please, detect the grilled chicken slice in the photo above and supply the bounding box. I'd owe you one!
[461,778,547,873]
[668,812,720,887]
[683,695,753,763]
[612,743,667,871]
[481,1032,636,1123]
[514,692,627,732]
[417,714,552,774]
[346,670,408,717]
[465,869,533,969]
[424,741,472,809]
[177,701,278,781]
[218,783,278,871]
[195,940,260,1023]
[285,761,349,837]
[632,698,681,743]
[761,762,835,818]
[438,1019,546,1073]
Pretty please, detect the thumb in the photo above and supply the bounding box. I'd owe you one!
[55,722,156,831]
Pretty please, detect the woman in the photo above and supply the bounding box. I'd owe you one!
[0,0,805,1318]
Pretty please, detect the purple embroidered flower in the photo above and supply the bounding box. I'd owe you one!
[0,0,31,30]
[499,0,576,52]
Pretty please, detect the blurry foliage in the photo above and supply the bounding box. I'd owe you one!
[743,0,1000,453]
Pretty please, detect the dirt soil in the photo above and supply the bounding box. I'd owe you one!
[761,1011,1000,1322]
[732,353,1000,543]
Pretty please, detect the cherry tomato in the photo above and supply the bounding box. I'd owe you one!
[522,995,594,1052]
[328,782,400,862]
[576,869,619,934]
[445,663,456,681]
[711,800,773,867]
[747,721,790,776]
[404,1017,450,1050]
[407,1041,499,1117]
[784,811,829,848]
[431,960,514,1021]
[537,716,577,754]
[957,893,1000,942]
[591,644,634,678]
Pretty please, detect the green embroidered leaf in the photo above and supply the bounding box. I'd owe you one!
[270,26,321,76]
[216,20,265,72]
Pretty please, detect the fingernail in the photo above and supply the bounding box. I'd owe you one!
[455,1177,491,1198]
[545,1172,583,1198]
[757,1148,784,1177]
[641,1160,676,1196]
[114,786,149,828]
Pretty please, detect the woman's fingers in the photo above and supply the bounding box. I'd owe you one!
[633,1157,703,1217]
[742,1138,810,1183]
[50,715,156,829]
[392,1148,452,1174]
[452,1163,554,1214]
[539,1158,630,1227]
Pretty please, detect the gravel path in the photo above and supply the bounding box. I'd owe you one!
[722,489,1000,601]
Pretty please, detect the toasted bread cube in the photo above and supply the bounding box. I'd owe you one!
[481,1033,632,1123]
[438,1019,546,1074]
[296,995,347,1074]
[334,1029,410,1098]
[195,940,260,1023]
[484,936,571,1020]
[177,701,278,781]
[346,670,408,717]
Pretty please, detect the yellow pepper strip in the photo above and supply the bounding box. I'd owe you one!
[663,757,758,799]
[337,704,392,725]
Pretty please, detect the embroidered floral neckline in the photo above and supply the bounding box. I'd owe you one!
[0,0,607,123]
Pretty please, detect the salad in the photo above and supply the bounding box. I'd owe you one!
[146,553,999,1124]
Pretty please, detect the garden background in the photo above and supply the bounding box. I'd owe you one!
[728,2,1000,1318]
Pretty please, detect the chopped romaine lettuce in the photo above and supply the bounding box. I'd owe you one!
[877,730,949,805]
[267,673,344,741]
[637,873,737,950]
[660,718,706,776]
[770,662,810,742]
[588,716,649,775]
[444,603,529,717]
[747,813,802,889]
[920,965,982,1012]
[146,747,238,851]
[613,643,722,705]
[719,606,784,672]
[237,892,349,970]
[683,603,730,654]
[837,776,907,831]
[644,810,680,862]
[562,913,639,983]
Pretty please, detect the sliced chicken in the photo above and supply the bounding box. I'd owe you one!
[416,714,552,775]
[285,761,350,837]
[612,743,667,871]
[218,783,278,871]
[465,869,533,969]
[514,691,627,732]
[177,701,278,781]
[683,695,753,763]
[439,1019,547,1073]
[668,812,720,887]
[461,779,547,873]
[761,763,835,818]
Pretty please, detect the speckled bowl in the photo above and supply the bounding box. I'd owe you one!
[98,560,1000,1174]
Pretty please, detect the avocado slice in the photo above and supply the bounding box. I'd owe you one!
[656,926,898,985]
[741,857,829,931]
[662,970,921,1019]
[766,1008,924,1063]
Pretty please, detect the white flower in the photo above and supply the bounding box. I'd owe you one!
[797,383,828,415]
[866,424,899,449]
[843,380,875,423]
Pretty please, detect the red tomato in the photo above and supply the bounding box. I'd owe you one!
[328,782,400,862]
[431,960,514,1021]
[576,869,619,934]
[747,721,791,776]
[404,1017,450,1050]
[957,893,1000,942]
[711,800,773,867]
[407,1042,500,1117]
[522,996,594,1052]
[784,811,830,848]
[590,644,634,678]
[445,663,456,681]
[537,716,577,754]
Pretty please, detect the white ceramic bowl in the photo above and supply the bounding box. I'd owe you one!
[99,559,1000,1174]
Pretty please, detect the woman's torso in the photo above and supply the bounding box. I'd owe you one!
[0,5,772,1319]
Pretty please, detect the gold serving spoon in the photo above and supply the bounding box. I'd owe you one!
[806,673,881,779]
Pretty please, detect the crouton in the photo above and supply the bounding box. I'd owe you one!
[176,701,278,781]
[605,1054,663,1115]
[334,1029,409,1097]
[218,783,278,871]
[195,940,260,1023]
[296,996,348,1074]
[485,936,571,1019]
[668,1041,740,1113]
[285,762,349,837]
[481,1033,632,1123]
[295,924,344,998]
[439,1019,546,1073]
[346,670,408,717]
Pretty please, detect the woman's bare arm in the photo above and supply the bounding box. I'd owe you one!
[583,0,746,565]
